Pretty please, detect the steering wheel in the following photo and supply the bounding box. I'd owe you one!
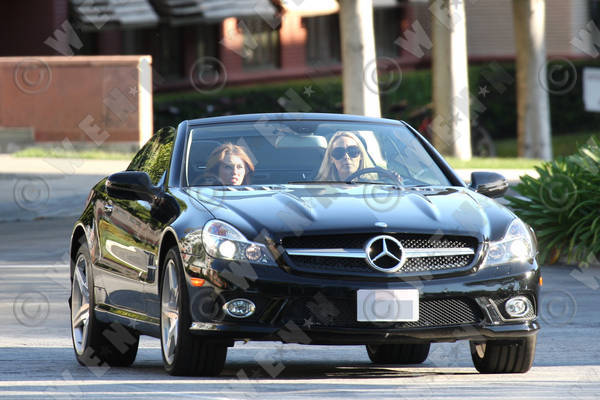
[345,167,403,184]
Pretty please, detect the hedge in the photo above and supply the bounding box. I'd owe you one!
[506,137,600,265]
[154,60,600,140]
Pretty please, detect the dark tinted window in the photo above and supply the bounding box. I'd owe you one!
[304,14,341,66]
[127,127,175,185]
[240,17,280,70]
[374,6,404,58]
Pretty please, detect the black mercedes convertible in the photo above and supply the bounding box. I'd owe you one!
[68,113,540,376]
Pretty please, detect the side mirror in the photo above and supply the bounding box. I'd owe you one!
[106,171,156,202]
[469,171,508,198]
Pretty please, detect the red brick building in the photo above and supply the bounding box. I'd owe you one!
[0,0,411,90]
[1,0,597,92]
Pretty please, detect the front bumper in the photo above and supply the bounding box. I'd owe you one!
[182,254,541,345]
[188,320,539,345]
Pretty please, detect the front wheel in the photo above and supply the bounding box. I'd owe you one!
[470,336,536,373]
[366,343,430,364]
[70,240,139,367]
[160,247,227,376]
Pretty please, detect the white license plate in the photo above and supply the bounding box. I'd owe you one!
[356,289,419,322]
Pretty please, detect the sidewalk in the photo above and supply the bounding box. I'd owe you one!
[0,155,128,222]
[0,154,128,176]
[0,155,538,222]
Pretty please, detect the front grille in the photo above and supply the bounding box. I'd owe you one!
[282,233,478,277]
[282,234,476,250]
[402,255,472,273]
[289,254,473,274]
[282,297,483,329]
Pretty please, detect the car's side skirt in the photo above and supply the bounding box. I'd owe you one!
[95,303,160,338]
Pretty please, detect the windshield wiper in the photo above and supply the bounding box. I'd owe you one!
[287,180,388,185]
[351,180,388,185]
[287,180,346,184]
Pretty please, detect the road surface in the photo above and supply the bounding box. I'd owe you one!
[0,217,598,399]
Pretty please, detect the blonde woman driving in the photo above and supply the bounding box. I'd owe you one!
[316,131,376,181]
[315,131,403,184]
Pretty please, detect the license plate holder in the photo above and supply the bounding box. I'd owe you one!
[356,289,419,322]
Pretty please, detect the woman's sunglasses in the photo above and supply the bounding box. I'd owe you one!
[331,146,360,160]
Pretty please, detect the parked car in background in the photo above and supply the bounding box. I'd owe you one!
[69,113,539,376]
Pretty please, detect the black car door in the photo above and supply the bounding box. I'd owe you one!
[95,127,175,315]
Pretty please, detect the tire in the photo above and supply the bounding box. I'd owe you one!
[470,336,536,373]
[366,343,430,364]
[160,246,227,376]
[70,239,139,367]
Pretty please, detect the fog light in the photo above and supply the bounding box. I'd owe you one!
[505,296,532,318]
[223,298,255,318]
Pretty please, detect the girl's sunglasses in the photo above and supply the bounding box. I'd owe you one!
[331,146,360,160]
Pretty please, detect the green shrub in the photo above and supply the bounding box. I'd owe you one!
[506,137,600,265]
[154,59,600,142]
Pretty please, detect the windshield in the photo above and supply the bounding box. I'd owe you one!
[185,120,452,187]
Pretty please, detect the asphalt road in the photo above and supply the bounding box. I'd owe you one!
[0,217,599,399]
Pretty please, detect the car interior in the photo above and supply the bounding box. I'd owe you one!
[186,134,328,186]
[184,122,450,187]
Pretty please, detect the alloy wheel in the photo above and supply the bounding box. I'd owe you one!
[161,259,179,365]
[71,253,90,355]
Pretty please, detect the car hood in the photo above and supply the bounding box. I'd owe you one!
[184,184,515,242]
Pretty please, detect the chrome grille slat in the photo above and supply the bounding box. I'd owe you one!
[286,247,474,258]
[286,248,366,258]
[282,234,477,251]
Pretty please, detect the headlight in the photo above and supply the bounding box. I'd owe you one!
[200,220,276,265]
[485,219,536,266]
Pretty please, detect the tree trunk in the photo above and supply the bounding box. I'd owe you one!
[339,0,381,117]
[431,0,472,160]
[513,0,552,160]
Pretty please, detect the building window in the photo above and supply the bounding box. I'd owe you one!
[304,14,341,66]
[197,23,220,60]
[240,17,280,70]
[157,25,185,78]
[374,6,404,58]
[77,31,99,55]
[120,26,185,79]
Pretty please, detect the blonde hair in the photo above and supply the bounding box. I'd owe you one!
[316,131,375,181]
[204,143,254,184]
